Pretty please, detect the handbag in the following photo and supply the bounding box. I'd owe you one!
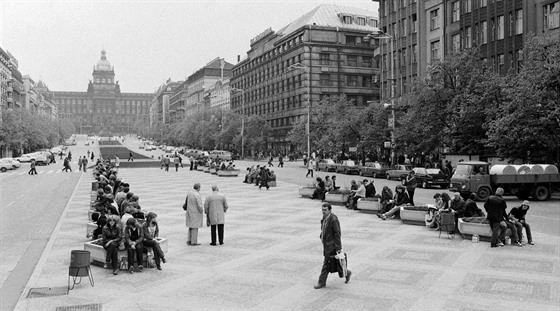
[183,199,188,211]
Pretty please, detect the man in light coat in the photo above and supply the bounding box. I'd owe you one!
[204,185,229,246]
[185,183,204,246]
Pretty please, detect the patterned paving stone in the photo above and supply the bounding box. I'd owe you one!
[458,273,559,305]
[358,265,440,289]
[300,292,414,311]
[476,255,559,276]
[376,247,462,266]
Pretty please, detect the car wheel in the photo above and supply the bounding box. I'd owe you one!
[372,172,377,178]
[476,187,492,201]
[533,185,549,201]
[422,181,428,189]
[386,174,391,180]
[0,167,6,172]
[359,171,363,176]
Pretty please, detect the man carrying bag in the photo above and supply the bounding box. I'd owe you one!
[314,203,352,289]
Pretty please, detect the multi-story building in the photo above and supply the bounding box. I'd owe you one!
[376,0,560,103]
[230,4,380,154]
[33,80,58,120]
[152,79,183,126]
[168,80,188,123]
[0,47,12,114]
[7,51,23,109]
[53,49,152,135]
[184,57,233,117]
[207,77,231,110]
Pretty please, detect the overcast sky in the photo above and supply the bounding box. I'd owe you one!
[1,0,378,94]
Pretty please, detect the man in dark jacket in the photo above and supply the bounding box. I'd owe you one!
[464,193,485,217]
[314,203,351,289]
[509,200,533,245]
[404,171,417,205]
[364,179,376,198]
[484,188,521,247]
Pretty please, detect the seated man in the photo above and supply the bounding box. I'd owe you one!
[347,181,366,210]
[379,185,409,220]
[449,192,466,233]
[364,179,376,198]
[509,200,533,245]
[324,176,333,191]
[268,170,277,181]
[464,193,485,217]
[345,180,359,207]
[312,177,326,200]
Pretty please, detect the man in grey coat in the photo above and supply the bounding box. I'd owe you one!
[204,185,229,246]
[185,183,204,246]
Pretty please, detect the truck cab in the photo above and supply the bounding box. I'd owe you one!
[450,161,492,200]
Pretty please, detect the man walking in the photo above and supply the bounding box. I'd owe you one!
[128,151,134,162]
[114,154,120,171]
[163,155,170,171]
[306,158,314,178]
[28,159,38,175]
[314,203,351,289]
[204,185,229,246]
[82,155,88,172]
[184,183,204,246]
[78,156,83,171]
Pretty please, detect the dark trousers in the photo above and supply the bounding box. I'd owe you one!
[190,162,194,170]
[306,169,313,178]
[28,167,37,175]
[259,180,269,190]
[143,239,164,266]
[210,224,224,244]
[165,164,169,171]
[279,162,284,167]
[514,220,532,242]
[318,255,349,285]
[104,242,119,269]
[505,221,520,243]
[407,188,415,206]
[126,243,144,268]
[490,221,507,246]
[175,164,179,171]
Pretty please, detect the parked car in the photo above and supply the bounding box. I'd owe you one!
[335,160,360,175]
[399,168,450,189]
[317,159,337,172]
[16,153,38,163]
[208,150,232,161]
[185,149,209,159]
[165,146,175,153]
[385,164,413,180]
[0,158,16,172]
[5,158,21,169]
[34,151,52,165]
[359,162,391,178]
[50,147,66,156]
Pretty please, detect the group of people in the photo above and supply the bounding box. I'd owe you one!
[243,165,277,190]
[90,161,167,275]
[183,183,229,247]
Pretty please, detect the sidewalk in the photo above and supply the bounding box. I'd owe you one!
[15,167,560,310]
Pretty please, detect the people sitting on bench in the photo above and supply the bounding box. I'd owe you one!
[378,185,409,220]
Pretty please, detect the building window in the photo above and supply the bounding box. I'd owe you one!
[342,15,353,24]
[497,15,504,39]
[515,9,523,34]
[481,21,487,43]
[410,14,417,33]
[347,75,358,87]
[480,0,487,7]
[356,17,366,26]
[411,44,417,63]
[320,74,331,86]
[362,56,372,68]
[400,49,406,65]
[498,54,504,72]
[400,18,407,36]
[516,49,523,72]
[430,9,440,30]
[363,76,372,87]
[465,26,472,48]
[320,53,330,65]
[347,55,358,67]
[464,0,472,13]
[430,40,440,61]
[346,36,361,45]
[452,1,460,22]
[452,34,461,52]
[544,2,560,30]
[383,0,388,16]
[491,18,496,41]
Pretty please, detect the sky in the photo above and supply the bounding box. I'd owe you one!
[1,0,378,94]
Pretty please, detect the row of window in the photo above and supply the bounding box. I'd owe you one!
[339,14,378,27]
[94,77,113,84]
[232,95,304,116]
[381,0,417,16]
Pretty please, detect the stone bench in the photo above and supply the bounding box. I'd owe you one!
[87,222,97,237]
[196,166,204,171]
[299,187,315,198]
[357,198,382,212]
[203,167,210,173]
[400,206,429,225]
[209,168,217,174]
[217,170,241,177]
[324,192,350,205]
[458,218,513,241]
[267,181,277,187]
[84,238,168,268]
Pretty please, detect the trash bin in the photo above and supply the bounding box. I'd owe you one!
[68,250,94,290]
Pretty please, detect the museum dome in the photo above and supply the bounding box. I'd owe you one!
[94,49,113,71]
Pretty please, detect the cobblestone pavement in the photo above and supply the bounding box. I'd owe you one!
[14,166,560,311]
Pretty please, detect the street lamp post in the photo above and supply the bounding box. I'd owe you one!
[365,30,395,165]
[231,87,245,159]
[286,63,310,160]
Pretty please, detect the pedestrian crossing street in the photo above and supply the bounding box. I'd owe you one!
[1,167,88,176]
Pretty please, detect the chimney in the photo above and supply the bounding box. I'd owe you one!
[237,55,240,62]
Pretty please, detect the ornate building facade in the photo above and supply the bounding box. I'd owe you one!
[53,50,152,135]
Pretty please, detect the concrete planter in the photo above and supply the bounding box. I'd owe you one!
[268,181,277,187]
[84,238,168,266]
[324,192,349,205]
[400,206,429,225]
[217,170,241,177]
[457,218,512,240]
[203,167,210,173]
[357,198,382,212]
[88,210,95,222]
[209,168,217,174]
[196,166,204,171]
[299,187,315,198]
[87,222,96,236]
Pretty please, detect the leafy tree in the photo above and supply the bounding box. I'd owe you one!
[486,33,560,161]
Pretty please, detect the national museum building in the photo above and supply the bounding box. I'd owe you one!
[53,50,152,135]
[230,4,380,154]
